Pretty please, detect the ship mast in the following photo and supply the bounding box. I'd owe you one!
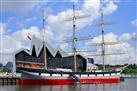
[87,13,125,71]
[100,13,105,71]
[72,4,77,72]
[63,3,91,72]
[42,9,48,69]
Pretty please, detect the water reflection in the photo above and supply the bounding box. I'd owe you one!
[0,78,136,91]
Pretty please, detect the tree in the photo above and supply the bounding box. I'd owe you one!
[3,62,13,72]
[0,63,3,68]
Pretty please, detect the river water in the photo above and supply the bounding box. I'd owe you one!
[0,78,136,91]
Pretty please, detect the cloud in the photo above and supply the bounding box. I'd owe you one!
[102,1,118,15]
[45,0,118,45]
[84,32,137,65]
[131,19,137,26]
[0,53,13,65]
[86,32,118,46]
[0,0,48,12]
[0,0,120,64]
[0,23,54,54]
[25,17,37,23]
[0,23,6,35]
[82,0,100,13]
[86,32,137,45]
[2,0,119,44]
[0,22,24,53]
[0,35,22,53]
[0,23,22,53]
[11,26,40,42]
[70,0,78,3]
[119,32,137,42]
[40,26,54,41]
[60,43,69,50]
[0,22,54,65]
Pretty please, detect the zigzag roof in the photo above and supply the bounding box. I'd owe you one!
[15,36,68,57]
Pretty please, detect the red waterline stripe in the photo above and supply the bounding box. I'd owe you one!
[19,78,120,85]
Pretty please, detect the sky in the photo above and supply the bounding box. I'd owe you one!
[0,0,137,65]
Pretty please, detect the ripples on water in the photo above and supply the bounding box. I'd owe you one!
[0,78,136,91]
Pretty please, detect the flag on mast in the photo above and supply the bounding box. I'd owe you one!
[27,34,32,40]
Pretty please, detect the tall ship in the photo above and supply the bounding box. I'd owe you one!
[15,4,125,85]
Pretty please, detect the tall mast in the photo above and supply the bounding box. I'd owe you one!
[101,13,105,71]
[85,12,124,71]
[72,4,77,72]
[63,3,90,72]
[42,9,47,69]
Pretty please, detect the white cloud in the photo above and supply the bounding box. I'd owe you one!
[11,26,40,42]
[25,17,37,23]
[45,0,118,45]
[82,0,100,13]
[86,32,118,46]
[131,19,137,26]
[119,32,137,41]
[41,26,54,41]
[0,53,13,65]
[0,23,6,35]
[0,35,22,53]
[0,22,22,53]
[70,0,78,3]
[1,0,35,12]
[0,23,54,54]
[0,0,120,64]
[0,0,48,12]
[84,32,137,65]
[0,22,55,64]
[102,1,118,15]
[60,43,69,50]
[1,0,119,48]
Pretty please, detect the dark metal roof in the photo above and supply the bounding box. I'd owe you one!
[15,35,68,57]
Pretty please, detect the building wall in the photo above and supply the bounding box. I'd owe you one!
[48,55,86,71]
[15,47,54,64]
[15,47,87,71]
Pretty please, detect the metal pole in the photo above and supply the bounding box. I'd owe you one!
[44,45,47,69]
[73,4,77,72]
[101,13,105,71]
[42,9,48,69]
[12,54,16,73]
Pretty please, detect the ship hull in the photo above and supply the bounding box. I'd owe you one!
[20,77,120,85]
[19,70,121,85]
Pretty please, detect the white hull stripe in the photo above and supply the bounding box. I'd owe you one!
[21,71,121,79]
